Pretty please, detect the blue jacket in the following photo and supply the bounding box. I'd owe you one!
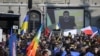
[53,47,60,56]
[71,51,80,56]
[61,51,67,56]
[85,52,94,56]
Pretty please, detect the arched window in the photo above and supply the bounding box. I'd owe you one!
[28,10,41,33]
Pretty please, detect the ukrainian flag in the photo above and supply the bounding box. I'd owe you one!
[20,15,29,36]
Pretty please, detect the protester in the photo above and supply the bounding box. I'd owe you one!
[42,50,49,56]
[1,28,100,56]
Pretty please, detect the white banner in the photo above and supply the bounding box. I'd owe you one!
[0,29,3,42]
[63,29,77,38]
[13,25,18,29]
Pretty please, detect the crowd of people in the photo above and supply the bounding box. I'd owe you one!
[0,30,100,56]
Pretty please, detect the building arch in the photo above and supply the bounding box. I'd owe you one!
[28,10,42,32]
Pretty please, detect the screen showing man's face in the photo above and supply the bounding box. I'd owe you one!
[46,8,84,29]
[63,12,69,18]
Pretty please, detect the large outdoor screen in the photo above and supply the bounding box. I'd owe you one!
[46,7,84,29]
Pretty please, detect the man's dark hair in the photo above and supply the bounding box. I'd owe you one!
[63,11,69,14]
[42,50,48,55]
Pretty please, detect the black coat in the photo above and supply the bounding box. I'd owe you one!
[59,16,76,29]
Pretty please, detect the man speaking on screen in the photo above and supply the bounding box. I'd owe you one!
[59,11,76,29]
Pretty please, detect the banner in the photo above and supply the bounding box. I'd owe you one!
[0,29,3,42]
[63,29,77,38]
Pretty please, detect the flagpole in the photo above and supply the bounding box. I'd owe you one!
[97,27,100,35]
[48,31,52,42]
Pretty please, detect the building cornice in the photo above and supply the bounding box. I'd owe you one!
[0,3,100,7]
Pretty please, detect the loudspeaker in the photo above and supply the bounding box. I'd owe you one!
[28,0,32,9]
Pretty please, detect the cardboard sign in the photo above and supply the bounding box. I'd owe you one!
[13,25,18,29]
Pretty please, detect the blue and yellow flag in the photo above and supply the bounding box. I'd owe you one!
[21,15,29,35]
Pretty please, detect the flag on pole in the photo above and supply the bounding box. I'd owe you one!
[81,26,99,35]
[26,24,43,56]
[81,26,93,35]
[90,31,98,39]
[44,27,50,37]
[9,29,17,56]
[20,15,29,36]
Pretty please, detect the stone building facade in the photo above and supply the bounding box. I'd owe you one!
[0,0,100,31]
